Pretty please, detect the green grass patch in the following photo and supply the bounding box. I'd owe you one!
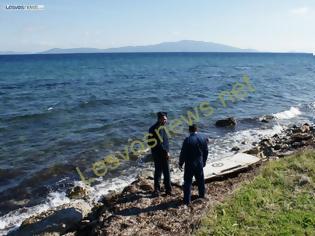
[195,150,315,236]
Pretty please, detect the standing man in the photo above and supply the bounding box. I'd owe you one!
[179,124,208,205]
[148,112,172,196]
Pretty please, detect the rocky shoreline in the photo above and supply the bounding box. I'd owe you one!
[8,123,315,236]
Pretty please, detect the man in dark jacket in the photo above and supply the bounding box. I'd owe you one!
[179,124,208,205]
[148,112,172,195]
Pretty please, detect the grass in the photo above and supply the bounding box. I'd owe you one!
[195,150,315,236]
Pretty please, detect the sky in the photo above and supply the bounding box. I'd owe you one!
[0,0,314,53]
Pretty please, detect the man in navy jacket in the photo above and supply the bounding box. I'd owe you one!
[179,124,208,205]
[148,112,172,195]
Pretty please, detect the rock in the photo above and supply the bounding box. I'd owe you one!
[273,144,282,150]
[300,123,311,133]
[67,186,88,200]
[215,117,237,127]
[260,138,274,147]
[298,175,311,186]
[231,146,240,152]
[10,201,91,236]
[291,133,312,143]
[277,150,295,158]
[259,115,274,123]
[139,180,154,192]
[245,147,260,155]
[280,144,289,151]
[261,146,274,157]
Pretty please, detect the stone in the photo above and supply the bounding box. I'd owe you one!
[67,186,88,200]
[262,146,274,157]
[298,175,311,186]
[245,147,260,155]
[291,133,312,143]
[300,123,311,133]
[231,146,240,152]
[215,117,237,127]
[259,115,274,123]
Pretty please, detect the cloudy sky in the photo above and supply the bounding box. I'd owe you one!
[1,0,314,52]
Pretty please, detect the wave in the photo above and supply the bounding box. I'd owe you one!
[0,191,70,235]
[273,107,302,120]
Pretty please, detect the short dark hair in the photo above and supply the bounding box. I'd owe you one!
[189,124,198,132]
[157,112,167,119]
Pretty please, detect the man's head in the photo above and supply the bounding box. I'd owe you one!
[157,112,168,125]
[189,124,198,133]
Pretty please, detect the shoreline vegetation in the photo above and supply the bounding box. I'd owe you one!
[8,123,315,235]
[195,150,315,235]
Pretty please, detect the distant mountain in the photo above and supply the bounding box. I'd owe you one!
[0,41,257,55]
[39,40,257,54]
[41,48,103,54]
[0,51,27,55]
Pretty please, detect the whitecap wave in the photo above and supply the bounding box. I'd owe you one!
[273,107,302,120]
[0,192,70,235]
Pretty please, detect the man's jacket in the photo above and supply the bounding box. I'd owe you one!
[148,122,169,155]
[179,132,208,168]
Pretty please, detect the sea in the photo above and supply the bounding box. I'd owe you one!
[0,52,314,234]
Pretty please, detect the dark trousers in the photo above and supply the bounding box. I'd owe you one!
[153,153,172,193]
[183,163,205,204]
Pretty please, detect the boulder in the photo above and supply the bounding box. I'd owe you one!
[259,115,274,123]
[215,117,237,127]
[231,146,240,152]
[244,147,260,155]
[300,123,311,133]
[67,186,88,200]
[290,133,312,143]
[9,202,91,236]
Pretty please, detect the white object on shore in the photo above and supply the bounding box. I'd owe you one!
[172,153,261,185]
[203,153,260,179]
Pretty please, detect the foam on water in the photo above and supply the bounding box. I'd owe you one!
[0,170,140,235]
[0,192,70,235]
[273,107,302,120]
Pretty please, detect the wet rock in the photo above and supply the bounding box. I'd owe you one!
[231,146,240,152]
[67,186,88,200]
[259,115,274,123]
[139,179,154,192]
[291,141,306,149]
[273,144,282,151]
[260,138,274,147]
[215,117,237,127]
[245,147,260,155]
[11,208,83,236]
[261,146,274,157]
[290,133,312,143]
[300,123,311,133]
[11,201,91,236]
